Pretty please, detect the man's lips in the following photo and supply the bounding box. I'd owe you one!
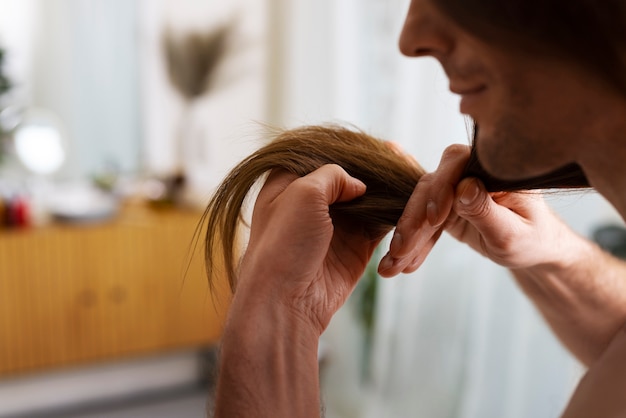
[450,85,487,114]
[449,84,487,95]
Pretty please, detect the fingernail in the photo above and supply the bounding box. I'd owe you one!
[379,254,395,272]
[390,231,403,253]
[426,199,441,227]
[459,181,480,205]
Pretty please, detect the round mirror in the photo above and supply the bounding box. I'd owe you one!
[13,108,66,175]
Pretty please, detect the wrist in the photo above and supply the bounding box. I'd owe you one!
[216,288,322,418]
[225,285,322,347]
[235,257,332,335]
[511,234,626,365]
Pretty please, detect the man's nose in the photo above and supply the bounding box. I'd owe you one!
[398,3,453,58]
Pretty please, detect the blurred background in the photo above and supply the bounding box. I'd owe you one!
[0,0,623,417]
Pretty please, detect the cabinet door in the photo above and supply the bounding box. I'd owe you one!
[78,211,232,357]
[0,209,231,376]
[0,229,90,374]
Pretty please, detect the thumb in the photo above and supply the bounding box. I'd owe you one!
[455,177,495,222]
[305,164,367,205]
[454,177,545,232]
[452,177,529,248]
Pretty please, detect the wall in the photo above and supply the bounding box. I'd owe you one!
[139,0,268,202]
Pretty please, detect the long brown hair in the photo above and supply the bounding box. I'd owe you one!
[203,124,589,291]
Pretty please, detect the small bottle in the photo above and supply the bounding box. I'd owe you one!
[0,196,5,230]
[4,196,16,227]
[14,195,30,228]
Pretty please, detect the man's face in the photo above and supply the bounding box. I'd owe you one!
[399,0,609,180]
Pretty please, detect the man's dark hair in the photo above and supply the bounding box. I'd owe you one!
[433,0,626,93]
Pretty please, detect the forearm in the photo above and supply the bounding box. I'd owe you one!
[214,292,322,418]
[512,233,626,366]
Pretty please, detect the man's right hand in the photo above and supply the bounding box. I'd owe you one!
[378,143,626,368]
[378,144,578,276]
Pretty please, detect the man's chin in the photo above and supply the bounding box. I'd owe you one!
[475,126,549,180]
[473,145,588,191]
[475,139,529,180]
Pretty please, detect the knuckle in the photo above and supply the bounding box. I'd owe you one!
[495,234,517,254]
[292,164,346,198]
[489,227,519,256]
[417,172,436,185]
[291,176,322,199]
[321,163,345,176]
[416,172,450,197]
[396,213,417,231]
[462,195,492,219]
[442,144,470,160]
[414,173,438,196]
[398,199,426,230]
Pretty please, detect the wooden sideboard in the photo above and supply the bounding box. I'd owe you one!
[0,203,232,377]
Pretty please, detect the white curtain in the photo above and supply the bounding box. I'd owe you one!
[311,1,585,417]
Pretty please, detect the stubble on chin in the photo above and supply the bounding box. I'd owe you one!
[477,115,572,181]
[475,118,533,180]
[475,80,558,180]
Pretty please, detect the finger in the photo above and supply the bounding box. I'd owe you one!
[294,164,367,206]
[402,227,444,273]
[377,230,441,277]
[395,144,470,246]
[385,141,421,169]
[491,189,545,219]
[448,177,513,253]
[385,140,404,156]
[380,144,470,276]
[450,178,531,246]
[448,178,552,267]
[256,169,299,207]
